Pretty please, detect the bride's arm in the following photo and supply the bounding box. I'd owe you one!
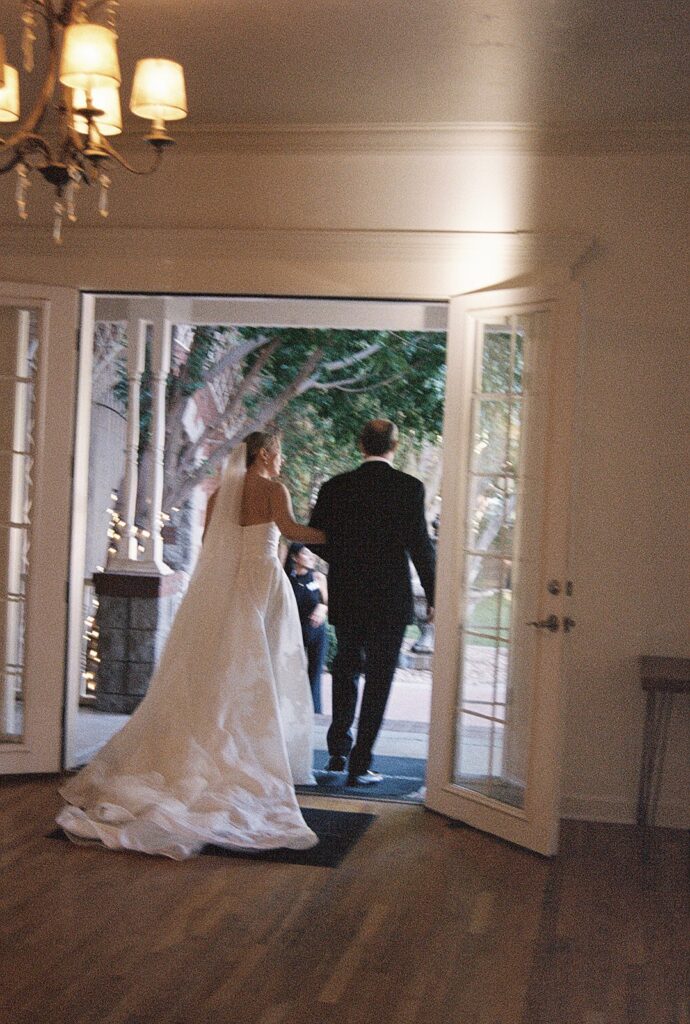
[270,481,326,545]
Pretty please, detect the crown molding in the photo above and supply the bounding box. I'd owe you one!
[0,224,596,297]
[6,120,688,159]
[162,121,690,156]
[0,225,593,265]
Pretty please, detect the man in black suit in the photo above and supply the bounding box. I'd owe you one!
[309,419,436,786]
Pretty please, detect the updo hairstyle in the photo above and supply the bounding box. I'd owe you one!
[244,428,282,468]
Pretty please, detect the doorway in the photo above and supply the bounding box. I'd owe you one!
[65,293,448,806]
[64,281,578,854]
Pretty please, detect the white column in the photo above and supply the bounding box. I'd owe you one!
[107,317,147,570]
[138,317,173,574]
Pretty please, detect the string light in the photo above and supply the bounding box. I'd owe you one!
[82,592,101,694]
[82,497,121,698]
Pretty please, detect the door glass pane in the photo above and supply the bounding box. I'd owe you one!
[471,399,521,475]
[0,309,37,741]
[453,313,547,809]
[467,476,516,553]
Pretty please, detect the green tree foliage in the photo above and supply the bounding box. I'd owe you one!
[268,328,446,517]
[124,324,446,517]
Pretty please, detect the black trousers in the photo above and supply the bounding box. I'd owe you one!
[303,623,327,714]
[327,620,406,775]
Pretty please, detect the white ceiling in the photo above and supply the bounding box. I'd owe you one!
[2,0,689,128]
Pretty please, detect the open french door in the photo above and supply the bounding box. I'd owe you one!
[426,283,579,855]
[0,283,79,773]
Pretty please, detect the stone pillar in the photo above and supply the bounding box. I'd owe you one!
[92,570,186,712]
[400,587,434,670]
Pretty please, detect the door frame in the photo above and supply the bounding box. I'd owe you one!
[426,281,580,855]
[63,293,449,769]
[0,282,79,774]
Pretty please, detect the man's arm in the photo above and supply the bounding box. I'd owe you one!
[306,482,332,561]
[406,479,436,616]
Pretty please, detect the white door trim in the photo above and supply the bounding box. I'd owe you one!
[0,282,79,774]
[426,281,580,855]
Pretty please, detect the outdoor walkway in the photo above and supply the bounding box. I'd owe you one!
[73,646,504,769]
[314,666,432,760]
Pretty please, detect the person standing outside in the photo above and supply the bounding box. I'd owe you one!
[309,419,436,785]
[285,543,329,713]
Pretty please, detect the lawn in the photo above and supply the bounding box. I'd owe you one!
[466,591,511,647]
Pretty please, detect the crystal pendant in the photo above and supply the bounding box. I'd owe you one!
[98,173,111,218]
[15,162,30,220]
[64,183,77,223]
[106,0,120,34]
[21,3,37,73]
[53,198,65,244]
[66,165,81,223]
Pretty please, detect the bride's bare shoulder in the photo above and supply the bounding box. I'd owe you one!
[240,473,276,525]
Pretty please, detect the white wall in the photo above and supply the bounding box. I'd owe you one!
[1,129,687,825]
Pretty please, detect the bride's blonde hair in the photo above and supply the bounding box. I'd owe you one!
[244,428,282,468]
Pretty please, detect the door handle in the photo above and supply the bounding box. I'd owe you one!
[526,614,560,632]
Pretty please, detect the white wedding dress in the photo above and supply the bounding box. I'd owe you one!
[57,445,318,860]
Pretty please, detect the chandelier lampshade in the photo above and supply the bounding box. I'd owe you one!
[59,24,121,91]
[130,60,188,122]
[72,86,123,137]
[0,2,188,242]
[0,63,19,122]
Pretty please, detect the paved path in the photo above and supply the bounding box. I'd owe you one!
[74,645,507,767]
[315,643,507,761]
[318,644,507,725]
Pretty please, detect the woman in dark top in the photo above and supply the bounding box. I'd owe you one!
[285,543,328,713]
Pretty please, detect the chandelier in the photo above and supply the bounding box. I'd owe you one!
[0,2,187,242]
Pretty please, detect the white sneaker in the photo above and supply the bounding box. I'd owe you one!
[346,770,383,786]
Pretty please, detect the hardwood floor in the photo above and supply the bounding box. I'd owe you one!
[1,776,687,1024]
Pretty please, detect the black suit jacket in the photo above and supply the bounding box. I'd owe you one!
[309,460,436,627]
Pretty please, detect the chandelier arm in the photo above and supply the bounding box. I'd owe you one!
[0,7,60,157]
[96,138,166,175]
[0,151,22,174]
[52,1,81,27]
[32,2,53,26]
[0,132,54,174]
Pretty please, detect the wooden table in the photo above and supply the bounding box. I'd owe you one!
[636,655,690,858]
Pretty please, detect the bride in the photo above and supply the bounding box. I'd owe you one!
[57,429,326,860]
